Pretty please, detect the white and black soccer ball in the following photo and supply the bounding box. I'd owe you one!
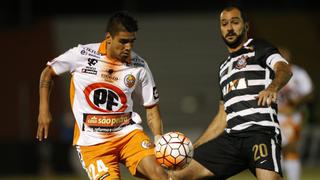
[154,132,194,170]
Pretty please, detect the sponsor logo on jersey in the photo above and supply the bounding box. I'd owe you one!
[81,66,97,75]
[222,78,247,96]
[101,73,119,82]
[124,74,136,88]
[80,50,88,55]
[141,139,152,149]
[83,113,131,128]
[80,48,101,59]
[88,53,101,59]
[85,47,101,56]
[153,87,159,99]
[80,58,99,75]
[235,55,248,70]
[88,58,98,66]
[84,83,127,113]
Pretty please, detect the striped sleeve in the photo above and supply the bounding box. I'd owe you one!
[253,39,288,70]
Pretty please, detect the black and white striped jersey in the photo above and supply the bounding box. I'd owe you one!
[219,38,288,136]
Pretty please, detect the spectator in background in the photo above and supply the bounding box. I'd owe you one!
[277,47,314,180]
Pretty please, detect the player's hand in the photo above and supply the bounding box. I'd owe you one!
[36,111,52,141]
[256,87,277,106]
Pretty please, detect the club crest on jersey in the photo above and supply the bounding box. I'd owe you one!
[235,55,248,70]
[124,74,136,88]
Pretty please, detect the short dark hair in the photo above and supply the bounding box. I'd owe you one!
[106,11,138,37]
[222,6,248,23]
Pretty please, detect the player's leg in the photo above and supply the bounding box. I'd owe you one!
[136,155,169,179]
[172,132,247,179]
[247,133,283,180]
[256,168,282,180]
[170,159,213,180]
[76,144,121,180]
[283,159,301,180]
[120,130,168,180]
[280,113,302,180]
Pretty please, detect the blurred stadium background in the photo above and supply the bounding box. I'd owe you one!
[1,0,320,179]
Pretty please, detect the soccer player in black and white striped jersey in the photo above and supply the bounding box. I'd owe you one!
[171,6,292,180]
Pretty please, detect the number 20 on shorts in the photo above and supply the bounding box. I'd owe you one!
[252,143,268,161]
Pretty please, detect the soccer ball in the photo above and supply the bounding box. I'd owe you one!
[155,132,194,170]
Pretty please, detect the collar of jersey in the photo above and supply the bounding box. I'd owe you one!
[229,38,254,58]
[98,40,107,55]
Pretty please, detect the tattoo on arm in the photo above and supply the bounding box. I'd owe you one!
[147,111,155,126]
[40,80,52,88]
[39,67,55,89]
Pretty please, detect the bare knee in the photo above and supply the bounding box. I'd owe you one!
[256,168,282,180]
[137,156,168,180]
[152,165,168,178]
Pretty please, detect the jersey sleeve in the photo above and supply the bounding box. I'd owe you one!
[46,46,78,75]
[137,62,159,107]
[253,39,288,71]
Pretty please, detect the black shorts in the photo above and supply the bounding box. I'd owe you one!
[194,131,282,179]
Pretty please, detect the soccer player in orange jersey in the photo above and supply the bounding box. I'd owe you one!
[37,11,169,180]
[278,47,313,180]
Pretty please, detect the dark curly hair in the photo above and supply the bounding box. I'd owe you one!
[106,11,138,37]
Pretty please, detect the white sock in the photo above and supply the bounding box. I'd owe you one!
[283,159,301,180]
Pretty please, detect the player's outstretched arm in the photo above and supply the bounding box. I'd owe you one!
[193,101,227,148]
[257,61,292,106]
[37,66,56,141]
[146,104,163,143]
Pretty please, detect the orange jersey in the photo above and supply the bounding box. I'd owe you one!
[47,41,159,146]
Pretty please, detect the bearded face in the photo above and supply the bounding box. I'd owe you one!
[222,27,246,49]
[220,8,248,50]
